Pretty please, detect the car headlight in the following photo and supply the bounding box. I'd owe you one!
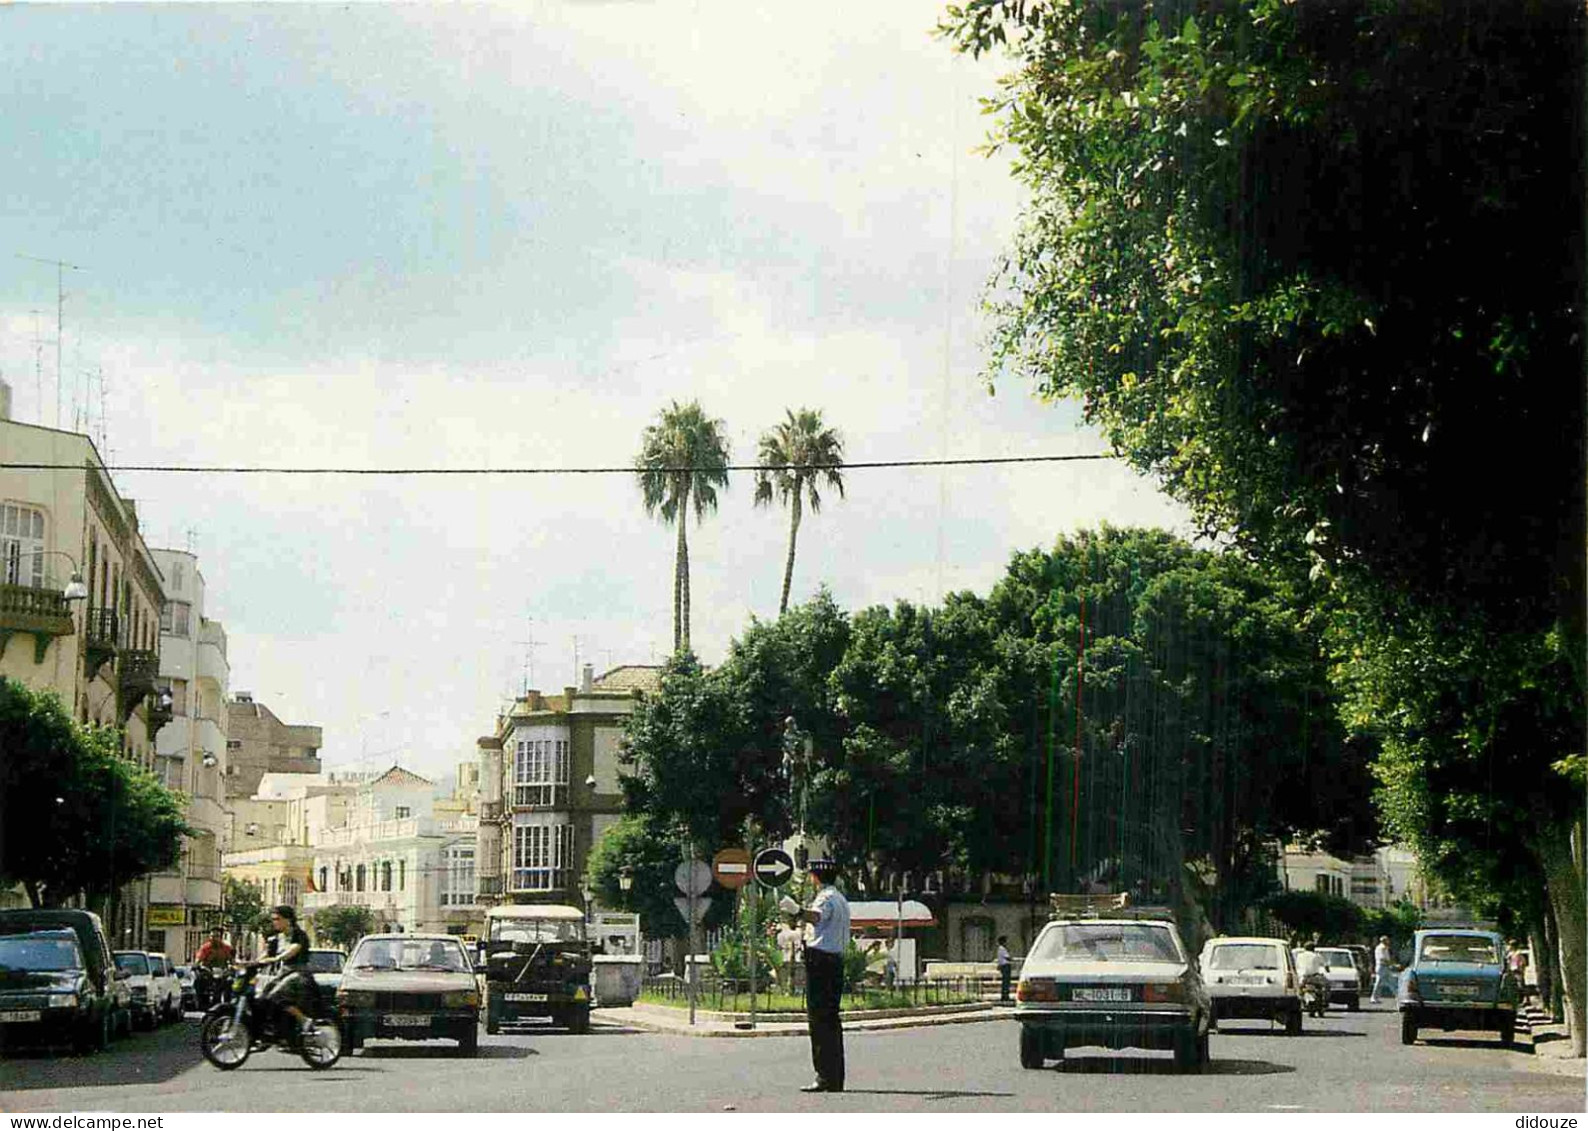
[129,986,147,999]
[442,990,480,1008]
[338,989,376,1008]
[50,993,79,1009]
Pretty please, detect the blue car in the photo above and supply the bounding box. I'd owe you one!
[1398,928,1518,1047]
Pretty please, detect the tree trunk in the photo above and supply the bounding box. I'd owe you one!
[1545,904,1565,1022]
[680,520,691,655]
[1537,817,1586,1056]
[24,880,42,908]
[673,510,688,654]
[779,481,803,616]
[1528,912,1554,1019]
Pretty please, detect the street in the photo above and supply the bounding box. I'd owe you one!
[2,1005,1579,1112]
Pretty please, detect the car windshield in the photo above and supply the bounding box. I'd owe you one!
[0,935,82,971]
[114,952,150,975]
[1208,944,1282,971]
[1033,922,1181,963]
[350,938,469,972]
[1419,936,1500,964]
[307,951,346,973]
[1319,949,1356,969]
[488,918,583,944]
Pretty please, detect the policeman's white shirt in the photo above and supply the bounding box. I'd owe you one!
[805,884,850,955]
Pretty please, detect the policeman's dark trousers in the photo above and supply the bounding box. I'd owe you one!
[805,948,845,1089]
[1000,966,1012,1002]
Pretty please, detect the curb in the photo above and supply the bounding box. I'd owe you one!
[597,1006,1012,1039]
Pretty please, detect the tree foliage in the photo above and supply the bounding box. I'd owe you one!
[310,904,375,951]
[0,678,190,908]
[943,0,1585,1052]
[220,876,267,944]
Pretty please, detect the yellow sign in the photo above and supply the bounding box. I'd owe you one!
[147,905,186,928]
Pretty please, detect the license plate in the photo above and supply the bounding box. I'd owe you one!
[1226,976,1264,986]
[1072,986,1132,1003]
[0,1010,42,1023]
[1440,984,1481,999]
[383,1013,432,1027]
[505,993,548,1002]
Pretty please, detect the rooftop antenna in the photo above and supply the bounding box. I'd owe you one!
[16,254,84,430]
[512,616,540,695]
[29,310,45,425]
[571,634,580,685]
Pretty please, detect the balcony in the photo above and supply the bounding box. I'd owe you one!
[0,583,75,664]
[148,874,184,904]
[118,649,160,724]
[185,877,222,909]
[303,890,402,913]
[85,607,119,673]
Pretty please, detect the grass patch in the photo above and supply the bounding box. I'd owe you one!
[636,989,978,1013]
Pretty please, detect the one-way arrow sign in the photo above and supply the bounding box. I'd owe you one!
[753,847,795,889]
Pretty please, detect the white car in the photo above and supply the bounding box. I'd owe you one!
[1199,936,1302,1034]
[1014,910,1213,1071]
[112,951,182,1027]
[1316,947,1362,1011]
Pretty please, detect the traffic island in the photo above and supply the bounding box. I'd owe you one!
[594,1001,1008,1038]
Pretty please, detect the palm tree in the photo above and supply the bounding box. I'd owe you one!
[634,401,731,655]
[754,408,846,616]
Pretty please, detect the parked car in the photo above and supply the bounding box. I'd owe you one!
[1316,947,1362,1011]
[336,934,479,1056]
[0,929,117,1054]
[146,953,183,1023]
[174,965,197,1012]
[479,905,594,1034]
[1199,936,1302,1034]
[1015,907,1212,1071]
[115,951,175,1029]
[306,949,348,998]
[1399,928,1518,1047]
[0,909,129,1039]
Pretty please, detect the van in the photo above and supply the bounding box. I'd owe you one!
[0,909,131,1038]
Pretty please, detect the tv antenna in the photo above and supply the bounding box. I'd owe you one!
[16,254,84,430]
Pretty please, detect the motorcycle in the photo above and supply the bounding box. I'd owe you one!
[193,966,232,1012]
[198,964,342,1070]
[1302,974,1329,1019]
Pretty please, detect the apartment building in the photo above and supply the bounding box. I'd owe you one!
[0,409,170,945]
[223,693,322,832]
[148,548,231,959]
[475,664,660,908]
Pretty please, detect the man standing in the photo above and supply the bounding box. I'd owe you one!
[781,858,850,1093]
[996,936,1013,1003]
[1370,935,1395,1004]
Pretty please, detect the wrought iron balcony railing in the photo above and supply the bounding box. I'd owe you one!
[0,582,74,663]
[85,607,119,672]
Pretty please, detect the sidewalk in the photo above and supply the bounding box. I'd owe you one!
[1515,1004,1586,1078]
[593,1000,1014,1039]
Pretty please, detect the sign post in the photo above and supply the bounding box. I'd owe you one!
[674,856,712,1026]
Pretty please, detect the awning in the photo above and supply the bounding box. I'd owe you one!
[847,900,937,930]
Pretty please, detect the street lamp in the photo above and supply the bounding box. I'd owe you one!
[201,752,218,768]
[34,550,88,601]
[618,866,633,895]
[581,882,595,929]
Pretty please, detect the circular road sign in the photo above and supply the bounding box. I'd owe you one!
[753,847,796,890]
[674,859,712,898]
[712,847,752,891]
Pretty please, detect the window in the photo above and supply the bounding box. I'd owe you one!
[399,860,405,891]
[511,819,573,892]
[382,861,392,892]
[441,847,476,907]
[169,679,188,716]
[171,560,184,592]
[168,601,191,637]
[0,504,45,588]
[395,806,411,819]
[356,864,366,892]
[513,733,570,806]
[318,867,328,893]
[155,756,184,791]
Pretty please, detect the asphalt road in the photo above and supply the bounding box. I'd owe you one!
[2,1004,1580,1113]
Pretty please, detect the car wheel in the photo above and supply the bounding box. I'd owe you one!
[1173,1031,1201,1072]
[1499,1017,1516,1047]
[1018,1025,1045,1070]
[1197,1029,1211,1065]
[75,1009,109,1055]
[457,1027,479,1056]
[568,1006,590,1035]
[484,1001,500,1036]
[1400,1013,1418,1046]
[1285,1007,1302,1036]
[1347,995,1360,1012]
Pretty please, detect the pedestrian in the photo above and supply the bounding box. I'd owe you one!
[780,857,850,1094]
[1370,935,1395,1003]
[996,935,1013,1003]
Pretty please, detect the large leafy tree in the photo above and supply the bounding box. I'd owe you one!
[220,876,267,949]
[634,400,732,655]
[944,0,1585,1052]
[310,904,375,951]
[0,678,190,910]
[754,408,846,616]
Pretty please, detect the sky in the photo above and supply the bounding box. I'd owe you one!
[0,3,1190,781]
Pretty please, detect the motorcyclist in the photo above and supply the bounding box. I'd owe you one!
[252,905,319,1037]
[1293,941,1328,1008]
[193,928,234,1007]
